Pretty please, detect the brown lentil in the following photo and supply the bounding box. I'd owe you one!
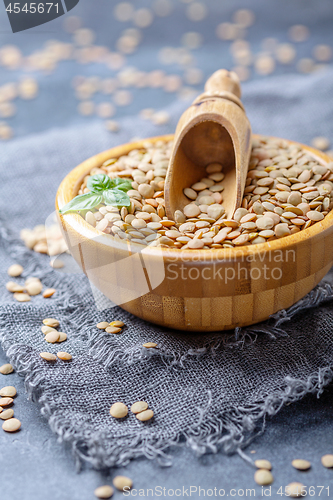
[97,322,109,329]
[0,386,16,397]
[7,264,23,277]
[45,331,60,343]
[58,332,67,342]
[0,397,14,407]
[0,408,14,420]
[40,352,57,362]
[285,482,306,498]
[110,402,128,418]
[94,485,114,499]
[130,401,148,414]
[14,293,31,302]
[113,476,133,491]
[321,454,333,468]
[291,459,311,471]
[77,138,333,249]
[136,409,154,421]
[254,459,272,470]
[0,364,13,374]
[109,321,124,328]
[43,318,60,328]
[2,418,21,432]
[57,352,72,361]
[43,288,56,298]
[105,326,122,334]
[6,282,25,293]
[143,342,157,348]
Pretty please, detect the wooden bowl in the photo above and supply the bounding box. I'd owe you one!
[56,134,333,332]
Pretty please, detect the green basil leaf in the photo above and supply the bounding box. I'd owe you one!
[87,174,112,193]
[109,177,132,192]
[59,193,103,214]
[103,188,131,207]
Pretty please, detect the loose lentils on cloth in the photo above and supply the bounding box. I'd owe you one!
[77,136,333,249]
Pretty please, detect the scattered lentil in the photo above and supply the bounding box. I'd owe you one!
[6,282,24,293]
[0,397,14,407]
[94,485,114,499]
[285,482,306,498]
[40,352,57,362]
[254,469,273,486]
[136,409,154,421]
[143,342,157,348]
[0,408,14,420]
[105,326,122,334]
[58,332,68,342]
[57,352,72,361]
[109,321,125,327]
[321,454,333,468]
[0,364,13,374]
[7,264,23,277]
[254,459,272,470]
[110,402,128,418]
[291,459,311,471]
[45,331,60,343]
[43,318,60,328]
[2,418,21,432]
[97,322,109,329]
[130,401,148,414]
[0,386,16,397]
[43,288,56,298]
[25,281,43,296]
[13,293,31,302]
[113,476,133,491]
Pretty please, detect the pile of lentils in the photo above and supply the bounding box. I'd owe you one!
[77,137,333,249]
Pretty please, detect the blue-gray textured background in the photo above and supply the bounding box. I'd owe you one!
[0,1,333,499]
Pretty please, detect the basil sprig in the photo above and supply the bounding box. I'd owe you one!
[59,174,132,215]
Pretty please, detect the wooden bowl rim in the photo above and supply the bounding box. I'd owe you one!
[56,134,333,262]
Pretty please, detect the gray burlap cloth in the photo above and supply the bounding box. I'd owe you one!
[1,70,333,470]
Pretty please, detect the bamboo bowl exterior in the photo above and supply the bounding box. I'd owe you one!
[56,135,333,332]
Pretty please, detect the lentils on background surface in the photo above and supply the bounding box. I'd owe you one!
[77,137,333,249]
[0,364,14,375]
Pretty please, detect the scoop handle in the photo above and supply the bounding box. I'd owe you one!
[204,69,241,98]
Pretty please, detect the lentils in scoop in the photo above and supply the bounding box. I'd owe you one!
[75,137,333,248]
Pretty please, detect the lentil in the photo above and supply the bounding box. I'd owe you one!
[94,485,114,499]
[110,402,128,418]
[105,326,122,334]
[321,454,333,468]
[130,401,148,414]
[14,293,31,302]
[40,352,57,361]
[254,459,272,470]
[291,459,311,471]
[6,282,24,293]
[77,137,333,248]
[57,352,72,361]
[109,321,124,327]
[136,409,154,421]
[58,332,67,342]
[45,331,60,343]
[2,418,21,432]
[113,476,133,491]
[97,322,109,329]
[254,469,273,486]
[7,264,23,277]
[43,288,56,298]
[0,397,14,407]
[0,364,13,374]
[0,386,16,397]
[0,408,14,420]
[43,318,60,328]
[143,342,157,348]
[285,482,305,498]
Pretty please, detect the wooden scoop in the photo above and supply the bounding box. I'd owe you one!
[164,69,252,220]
